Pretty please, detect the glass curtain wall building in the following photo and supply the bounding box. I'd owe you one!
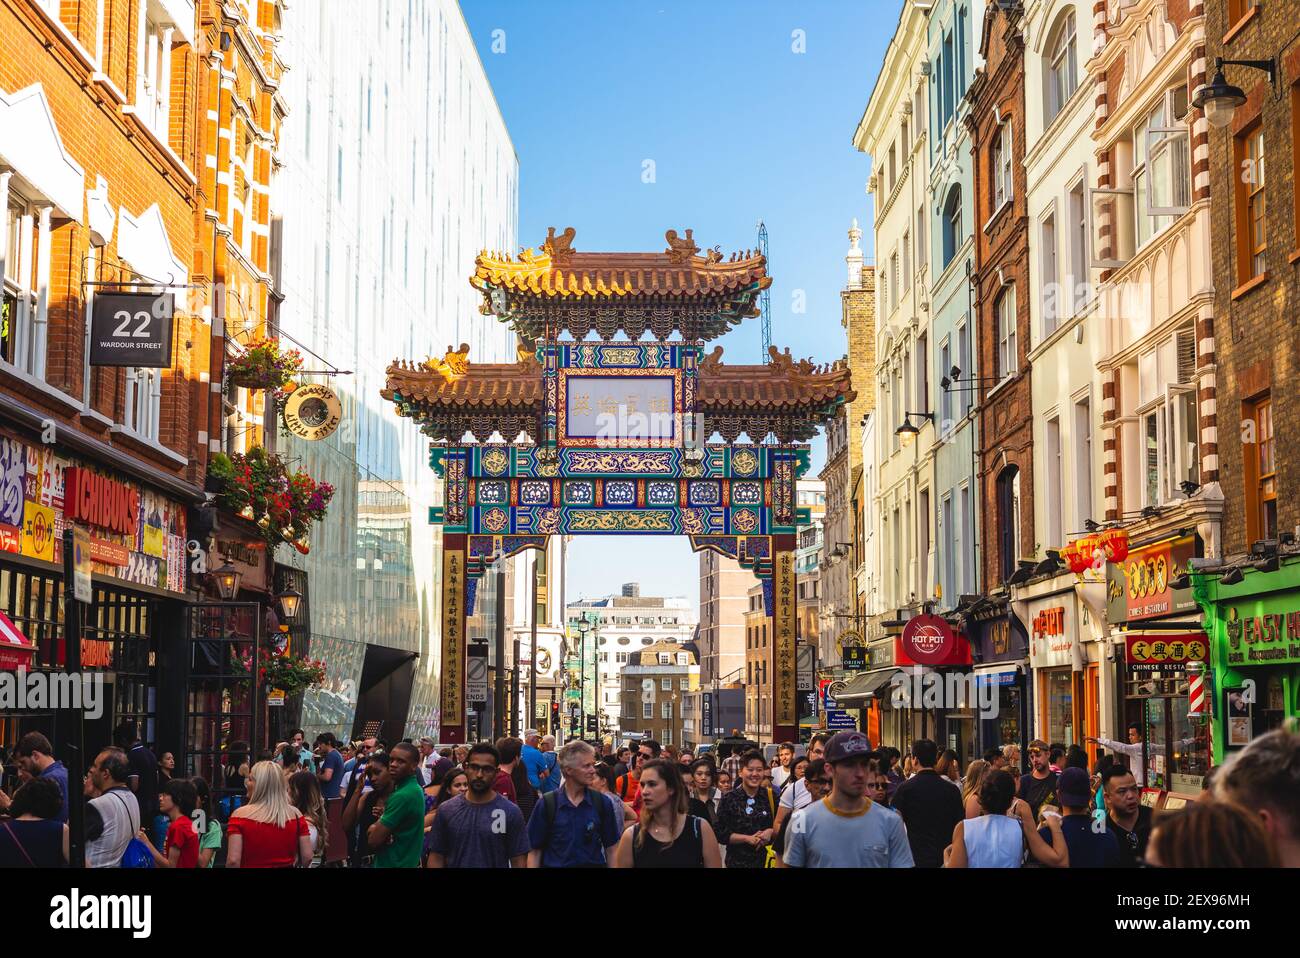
[272,0,518,741]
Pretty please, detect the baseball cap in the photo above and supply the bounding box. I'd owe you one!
[824,731,873,764]
[1057,767,1091,806]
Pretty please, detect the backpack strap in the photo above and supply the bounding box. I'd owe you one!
[617,775,631,800]
[765,787,776,819]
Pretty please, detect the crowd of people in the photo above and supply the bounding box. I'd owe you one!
[1,721,1296,868]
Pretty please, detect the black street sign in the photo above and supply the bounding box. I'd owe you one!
[89,292,174,367]
[585,716,598,733]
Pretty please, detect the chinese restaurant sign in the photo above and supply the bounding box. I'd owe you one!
[1124,632,1209,671]
[1106,535,1196,623]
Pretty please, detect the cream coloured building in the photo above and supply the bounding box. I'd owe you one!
[853,0,935,638]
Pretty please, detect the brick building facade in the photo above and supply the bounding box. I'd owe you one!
[0,0,287,773]
[1203,0,1300,558]
[968,0,1035,588]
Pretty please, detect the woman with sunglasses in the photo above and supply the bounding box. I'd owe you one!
[612,759,721,868]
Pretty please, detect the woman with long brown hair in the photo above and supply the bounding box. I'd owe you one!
[288,770,328,866]
[1146,800,1279,867]
[612,759,721,868]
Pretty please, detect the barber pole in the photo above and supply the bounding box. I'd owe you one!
[1187,661,1207,719]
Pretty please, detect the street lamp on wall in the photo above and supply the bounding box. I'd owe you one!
[213,561,242,600]
[1192,57,1275,129]
[894,411,934,447]
[277,585,303,622]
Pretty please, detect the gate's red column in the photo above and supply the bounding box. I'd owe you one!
[772,533,798,744]
[440,533,467,743]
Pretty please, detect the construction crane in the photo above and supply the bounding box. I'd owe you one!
[757,220,772,361]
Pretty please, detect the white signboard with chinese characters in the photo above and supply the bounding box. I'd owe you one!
[564,375,675,440]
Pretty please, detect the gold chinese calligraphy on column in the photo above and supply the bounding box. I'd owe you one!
[774,546,797,726]
[441,538,466,729]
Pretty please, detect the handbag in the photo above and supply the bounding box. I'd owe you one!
[120,837,155,868]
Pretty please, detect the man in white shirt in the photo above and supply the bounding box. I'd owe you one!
[1086,722,1196,785]
[771,742,796,791]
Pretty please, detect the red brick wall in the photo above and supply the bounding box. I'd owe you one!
[1204,0,1300,556]
[0,0,203,483]
[970,4,1036,587]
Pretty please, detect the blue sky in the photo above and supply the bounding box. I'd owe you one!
[462,0,900,605]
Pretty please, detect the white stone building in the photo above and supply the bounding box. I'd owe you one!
[567,583,696,738]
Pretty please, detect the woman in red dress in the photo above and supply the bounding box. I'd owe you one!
[226,761,314,868]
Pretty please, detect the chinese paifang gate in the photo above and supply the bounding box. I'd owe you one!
[381,227,855,742]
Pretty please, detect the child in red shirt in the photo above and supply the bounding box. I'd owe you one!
[139,778,200,867]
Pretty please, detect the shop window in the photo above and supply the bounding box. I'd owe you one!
[1234,124,1266,284]
[1041,668,1074,744]
[1243,395,1277,543]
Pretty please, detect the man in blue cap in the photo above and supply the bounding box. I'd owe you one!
[780,731,913,868]
[1037,766,1121,868]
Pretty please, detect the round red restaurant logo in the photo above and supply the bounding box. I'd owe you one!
[901,614,956,664]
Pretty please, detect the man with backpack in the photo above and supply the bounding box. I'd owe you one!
[83,747,141,868]
[714,750,777,868]
[526,740,620,867]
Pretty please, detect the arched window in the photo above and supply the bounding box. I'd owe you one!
[996,466,1022,582]
[996,285,1017,379]
[942,186,963,268]
[1044,11,1078,124]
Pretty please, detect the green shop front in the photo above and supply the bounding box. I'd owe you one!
[1199,555,1300,765]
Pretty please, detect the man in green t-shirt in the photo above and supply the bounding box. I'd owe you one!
[368,742,425,868]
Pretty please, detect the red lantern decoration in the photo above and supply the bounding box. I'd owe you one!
[1061,540,1090,575]
[1101,527,1129,563]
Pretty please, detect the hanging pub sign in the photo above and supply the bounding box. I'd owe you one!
[282,384,343,441]
[89,292,175,368]
[842,645,867,671]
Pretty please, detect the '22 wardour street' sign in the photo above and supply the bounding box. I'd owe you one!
[89,292,175,368]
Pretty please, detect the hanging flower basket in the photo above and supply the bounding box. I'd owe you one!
[206,447,334,553]
[230,643,326,697]
[262,651,327,697]
[226,338,303,392]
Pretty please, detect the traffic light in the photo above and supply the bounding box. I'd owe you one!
[550,701,560,730]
